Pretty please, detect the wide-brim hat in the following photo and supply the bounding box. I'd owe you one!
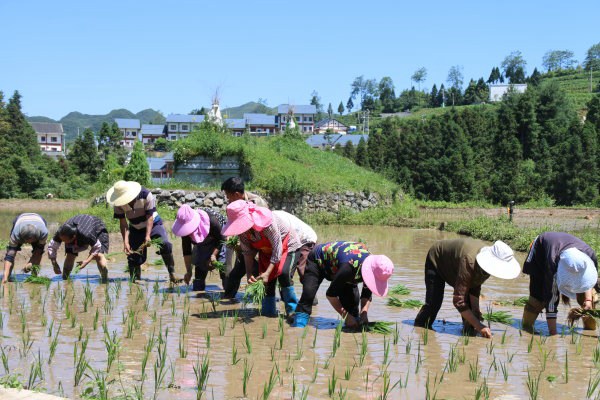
[361,254,394,297]
[106,180,141,207]
[221,200,272,236]
[476,240,521,279]
[172,205,206,238]
[556,248,598,299]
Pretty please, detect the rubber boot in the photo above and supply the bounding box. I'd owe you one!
[261,296,278,317]
[280,286,298,316]
[292,312,310,328]
[193,267,208,291]
[522,296,544,333]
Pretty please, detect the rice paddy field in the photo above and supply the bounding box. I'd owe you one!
[1,223,599,399]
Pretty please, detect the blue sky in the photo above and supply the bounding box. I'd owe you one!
[1,0,599,120]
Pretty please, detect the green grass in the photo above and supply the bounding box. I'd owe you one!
[172,126,398,197]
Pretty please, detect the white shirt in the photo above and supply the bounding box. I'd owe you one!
[273,211,317,245]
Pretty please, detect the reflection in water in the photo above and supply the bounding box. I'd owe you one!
[0,224,595,399]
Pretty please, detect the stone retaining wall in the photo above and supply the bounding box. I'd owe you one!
[96,189,392,215]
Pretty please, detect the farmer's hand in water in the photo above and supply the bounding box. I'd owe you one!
[345,314,359,328]
[51,260,62,274]
[479,326,492,338]
[22,263,32,273]
[124,242,131,255]
[184,271,192,285]
[359,311,369,325]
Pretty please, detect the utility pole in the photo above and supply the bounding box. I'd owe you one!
[591,65,594,93]
[365,110,370,133]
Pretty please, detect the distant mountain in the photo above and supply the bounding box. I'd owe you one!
[222,102,277,119]
[27,108,165,142]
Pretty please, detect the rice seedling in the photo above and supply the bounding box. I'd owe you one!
[78,324,84,341]
[181,309,189,334]
[295,338,303,360]
[299,385,309,400]
[212,260,226,274]
[332,320,343,356]
[83,280,93,312]
[538,347,551,371]
[278,320,285,350]
[93,307,99,331]
[219,313,227,336]
[19,329,34,358]
[242,359,253,397]
[231,338,240,365]
[74,336,89,386]
[513,296,528,307]
[205,330,211,349]
[425,371,438,400]
[383,336,390,365]
[193,352,211,397]
[0,312,3,330]
[527,334,535,353]
[564,350,569,383]
[23,275,52,285]
[389,284,411,296]
[0,346,9,373]
[243,279,266,306]
[378,369,400,400]
[392,322,400,345]
[126,310,141,339]
[387,297,423,308]
[243,327,252,354]
[469,357,480,382]
[224,236,239,248]
[405,336,412,355]
[262,321,268,339]
[593,345,600,365]
[445,345,459,373]
[526,370,540,400]
[500,329,508,344]
[311,362,319,383]
[358,329,368,367]
[344,365,353,380]
[132,237,164,255]
[141,331,156,384]
[70,310,77,328]
[327,367,338,397]
[285,353,294,373]
[262,367,278,400]
[312,326,318,349]
[48,322,61,364]
[474,378,490,400]
[230,309,239,328]
[171,296,177,316]
[421,326,429,345]
[415,341,423,374]
[153,336,168,399]
[103,330,120,372]
[587,371,600,398]
[323,356,332,370]
[153,278,160,295]
[499,361,508,381]
[26,350,44,390]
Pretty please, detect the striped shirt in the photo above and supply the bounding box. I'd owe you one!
[273,211,317,244]
[48,215,108,259]
[5,213,48,262]
[240,212,301,264]
[113,188,158,229]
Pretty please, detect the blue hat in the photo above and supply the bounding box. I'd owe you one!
[556,248,598,299]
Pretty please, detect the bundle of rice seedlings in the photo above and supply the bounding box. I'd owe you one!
[513,297,529,307]
[224,236,239,248]
[132,238,164,254]
[568,307,600,322]
[389,284,411,296]
[24,275,52,285]
[212,261,226,274]
[364,321,394,335]
[484,310,513,324]
[387,297,423,308]
[243,280,266,305]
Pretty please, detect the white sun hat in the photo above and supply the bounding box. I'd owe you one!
[475,240,521,279]
[106,180,142,207]
[556,248,598,299]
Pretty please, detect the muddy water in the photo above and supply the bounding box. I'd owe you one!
[0,224,597,399]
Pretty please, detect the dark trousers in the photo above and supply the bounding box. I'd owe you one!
[128,223,174,274]
[223,253,258,298]
[191,244,226,291]
[265,249,298,297]
[296,257,360,317]
[414,258,447,328]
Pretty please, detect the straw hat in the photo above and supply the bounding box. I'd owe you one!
[221,200,272,236]
[556,248,598,299]
[361,255,394,297]
[475,240,520,279]
[106,180,141,207]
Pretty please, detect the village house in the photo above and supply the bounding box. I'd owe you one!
[306,133,369,150]
[225,118,246,136]
[315,118,348,134]
[115,118,141,149]
[140,124,166,144]
[166,114,205,141]
[489,84,528,102]
[30,122,66,158]
[277,104,316,133]
[147,152,174,183]
[244,113,277,135]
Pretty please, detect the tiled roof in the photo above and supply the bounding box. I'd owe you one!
[305,134,368,147]
[166,114,205,123]
[115,118,141,129]
[30,122,63,134]
[244,113,276,125]
[277,104,317,114]
[146,152,173,171]
[140,124,166,135]
[315,118,347,128]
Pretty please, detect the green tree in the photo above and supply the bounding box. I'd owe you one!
[447,66,464,106]
[542,50,577,71]
[584,42,600,71]
[430,84,439,107]
[327,102,333,118]
[586,94,600,130]
[68,128,101,179]
[342,141,355,160]
[337,101,345,115]
[528,68,542,86]
[487,67,501,84]
[355,137,369,168]
[501,51,527,83]
[346,97,354,113]
[124,141,151,186]
[411,67,427,91]
[378,76,396,113]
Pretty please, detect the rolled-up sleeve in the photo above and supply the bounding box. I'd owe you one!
[47,238,62,260]
[452,256,474,312]
[262,221,282,265]
[89,239,102,256]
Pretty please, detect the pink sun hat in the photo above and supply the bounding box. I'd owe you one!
[172,205,210,243]
[221,200,273,236]
[361,255,394,297]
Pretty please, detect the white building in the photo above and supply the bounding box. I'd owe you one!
[114,118,141,149]
[140,124,166,144]
[30,122,66,158]
[166,114,205,141]
[489,84,528,102]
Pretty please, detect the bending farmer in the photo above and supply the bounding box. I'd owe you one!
[47,214,109,282]
[414,239,520,338]
[107,181,179,283]
[522,232,598,335]
[291,241,394,328]
[2,213,49,284]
